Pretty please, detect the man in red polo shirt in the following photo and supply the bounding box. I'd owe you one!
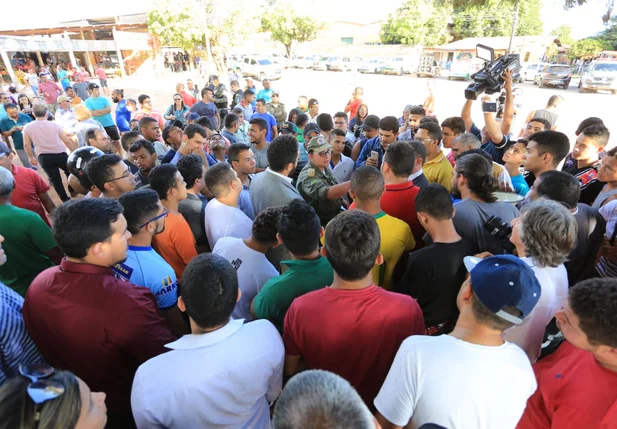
[517,278,617,429]
[23,198,176,428]
[380,141,423,248]
[283,210,424,411]
[0,142,55,226]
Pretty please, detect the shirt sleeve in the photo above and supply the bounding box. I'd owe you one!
[282,301,301,356]
[470,122,482,140]
[354,140,372,169]
[373,340,417,427]
[131,368,167,429]
[265,323,285,403]
[171,217,198,265]
[403,225,415,252]
[32,171,51,194]
[28,213,57,253]
[299,177,329,201]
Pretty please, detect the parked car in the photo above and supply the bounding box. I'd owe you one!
[310,56,329,71]
[447,58,484,80]
[236,56,283,81]
[292,55,309,68]
[534,64,572,89]
[359,58,386,74]
[579,60,617,94]
[518,62,550,82]
[326,56,354,71]
[270,53,290,69]
[382,57,409,75]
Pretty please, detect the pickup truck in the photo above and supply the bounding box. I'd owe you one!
[578,60,617,94]
[233,56,283,81]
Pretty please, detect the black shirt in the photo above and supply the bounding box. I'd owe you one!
[561,154,605,206]
[395,239,475,327]
[565,203,606,286]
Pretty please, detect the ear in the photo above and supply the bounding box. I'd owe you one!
[460,279,473,301]
[417,212,428,225]
[237,288,242,303]
[276,232,284,246]
[374,252,384,266]
[382,162,390,174]
[177,296,186,312]
[89,242,105,259]
[319,226,325,239]
[349,189,356,201]
[104,181,115,192]
[320,246,327,258]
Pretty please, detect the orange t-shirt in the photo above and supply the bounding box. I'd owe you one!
[152,212,197,280]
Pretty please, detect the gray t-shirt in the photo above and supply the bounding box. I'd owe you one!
[178,193,206,247]
[73,82,90,100]
[252,144,269,169]
[453,199,519,255]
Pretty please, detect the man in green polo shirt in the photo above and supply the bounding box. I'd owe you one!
[0,166,62,296]
[296,136,351,226]
[250,199,333,333]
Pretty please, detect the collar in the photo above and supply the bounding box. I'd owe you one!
[385,181,415,191]
[374,211,386,220]
[408,169,424,180]
[185,193,201,201]
[165,318,244,350]
[425,151,445,166]
[128,245,153,252]
[59,258,115,276]
[266,168,293,183]
[281,256,326,270]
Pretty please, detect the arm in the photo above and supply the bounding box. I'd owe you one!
[483,97,504,145]
[354,140,372,169]
[38,192,56,215]
[501,70,515,137]
[163,105,175,120]
[59,128,76,152]
[23,132,37,165]
[350,141,363,161]
[326,181,351,200]
[1,126,18,139]
[375,414,404,429]
[284,354,301,377]
[89,105,111,117]
[461,99,474,132]
[272,125,278,139]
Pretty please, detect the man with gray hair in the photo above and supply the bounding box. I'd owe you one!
[0,166,62,297]
[272,370,378,429]
[451,133,513,189]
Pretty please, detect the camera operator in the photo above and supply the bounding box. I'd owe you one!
[461,69,515,165]
[451,152,519,255]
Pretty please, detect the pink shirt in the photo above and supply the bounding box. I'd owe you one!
[95,67,107,80]
[38,81,62,104]
[23,120,67,155]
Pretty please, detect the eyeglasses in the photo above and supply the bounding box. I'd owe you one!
[20,364,65,426]
[416,138,435,143]
[272,94,279,97]
[315,150,331,157]
[139,208,169,228]
[106,170,131,183]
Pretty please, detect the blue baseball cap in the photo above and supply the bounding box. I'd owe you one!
[186,112,200,121]
[464,255,541,325]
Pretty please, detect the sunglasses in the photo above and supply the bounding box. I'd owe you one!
[20,364,65,426]
[139,208,169,228]
[316,149,331,157]
[174,98,182,101]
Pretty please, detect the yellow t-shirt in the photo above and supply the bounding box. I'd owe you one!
[424,150,454,191]
[373,212,415,290]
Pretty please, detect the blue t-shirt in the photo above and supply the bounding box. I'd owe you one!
[85,96,115,127]
[57,69,69,85]
[113,245,178,310]
[0,114,32,149]
[511,174,530,196]
[251,112,277,142]
[256,89,273,104]
[189,101,218,127]
[115,99,131,132]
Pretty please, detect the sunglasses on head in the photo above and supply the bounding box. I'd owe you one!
[20,364,65,426]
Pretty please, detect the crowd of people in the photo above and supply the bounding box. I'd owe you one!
[0,63,616,429]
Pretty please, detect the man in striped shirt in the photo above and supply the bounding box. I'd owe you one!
[0,234,45,385]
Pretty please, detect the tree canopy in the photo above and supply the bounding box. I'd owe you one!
[550,25,575,45]
[260,5,324,58]
[380,0,453,46]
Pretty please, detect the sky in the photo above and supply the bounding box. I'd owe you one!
[0,0,610,41]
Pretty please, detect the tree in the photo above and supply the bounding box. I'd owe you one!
[515,0,543,36]
[569,38,611,59]
[595,17,617,49]
[260,6,324,58]
[147,0,257,73]
[380,0,453,46]
[550,25,574,45]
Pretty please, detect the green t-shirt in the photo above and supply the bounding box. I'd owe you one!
[252,256,334,333]
[0,205,57,296]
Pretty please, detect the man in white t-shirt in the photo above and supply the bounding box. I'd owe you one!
[505,199,576,361]
[203,162,253,249]
[375,254,541,429]
[213,206,281,321]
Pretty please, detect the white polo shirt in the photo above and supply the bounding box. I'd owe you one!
[131,318,284,429]
[204,198,253,249]
[331,154,354,184]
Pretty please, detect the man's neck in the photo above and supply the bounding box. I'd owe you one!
[128,233,152,248]
[237,171,249,186]
[140,169,150,179]
[426,149,441,162]
[504,162,521,177]
[330,272,374,291]
[605,180,617,191]
[162,198,179,213]
[459,188,486,203]
[243,237,269,254]
[354,200,383,216]
[449,314,506,347]
[384,173,410,185]
[191,318,231,335]
[427,220,462,244]
[217,193,239,208]
[577,157,599,169]
[331,152,341,165]
[65,256,111,268]
[533,165,554,178]
[141,107,151,114]
[289,249,321,261]
[252,140,267,149]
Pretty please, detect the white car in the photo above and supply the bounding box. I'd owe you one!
[518,62,550,82]
[579,60,617,94]
[236,56,283,81]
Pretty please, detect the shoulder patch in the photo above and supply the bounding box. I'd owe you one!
[308,168,315,177]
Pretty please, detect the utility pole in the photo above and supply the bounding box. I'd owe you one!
[508,0,521,54]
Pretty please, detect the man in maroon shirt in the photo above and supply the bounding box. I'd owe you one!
[283,210,424,410]
[380,141,423,248]
[23,198,175,428]
[0,142,55,226]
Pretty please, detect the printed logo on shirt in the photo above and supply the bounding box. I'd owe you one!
[112,263,134,282]
[161,276,174,288]
[231,258,243,270]
[578,168,598,188]
[156,280,178,297]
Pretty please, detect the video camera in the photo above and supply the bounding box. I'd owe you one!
[465,44,521,101]
[483,215,516,253]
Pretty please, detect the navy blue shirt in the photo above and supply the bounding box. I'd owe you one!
[469,122,510,165]
[354,137,384,170]
[189,101,218,128]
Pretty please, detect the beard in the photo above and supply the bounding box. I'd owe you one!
[451,182,462,200]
